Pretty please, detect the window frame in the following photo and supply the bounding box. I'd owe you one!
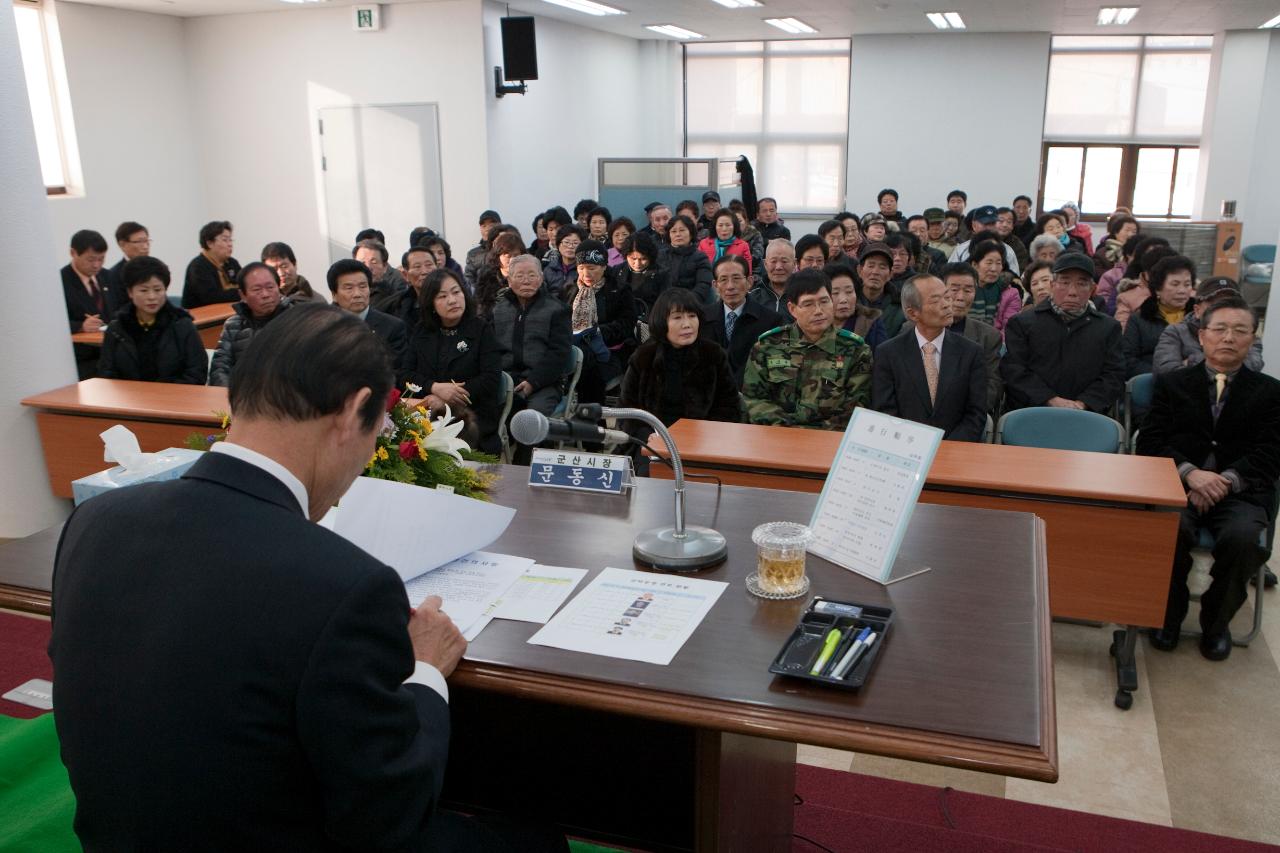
[1037,142,1200,222]
[683,39,852,217]
[12,0,70,195]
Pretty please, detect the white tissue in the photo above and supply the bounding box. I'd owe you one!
[100,425,156,472]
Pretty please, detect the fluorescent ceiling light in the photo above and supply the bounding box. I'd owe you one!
[1097,7,1139,25]
[710,0,763,7]
[1260,13,1280,28]
[646,24,705,39]
[927,11,965,29]
[541,0,626,16]
[279,0,329,4]
[765,17,817,34]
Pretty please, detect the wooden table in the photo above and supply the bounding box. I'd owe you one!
[649,419,1186,630]
[0,467,1055,851]
[71,303,236,349]
[21,380,227,498]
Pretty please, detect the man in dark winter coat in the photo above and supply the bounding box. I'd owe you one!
[208,263,292,387]
[492,255,573,416]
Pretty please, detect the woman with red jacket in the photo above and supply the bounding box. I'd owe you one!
[697,209,753,277]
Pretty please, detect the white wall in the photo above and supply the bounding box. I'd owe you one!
[845,33,1051,216]
[182,0,490,275]
[46,2,205,276]
[482,1,681,237]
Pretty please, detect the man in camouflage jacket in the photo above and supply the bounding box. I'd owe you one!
[742,268,872,430]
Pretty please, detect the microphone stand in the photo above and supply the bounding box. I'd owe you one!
[599,406,728,572]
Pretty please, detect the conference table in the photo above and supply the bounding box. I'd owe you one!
[0,467,1055,851]
[649,419,1187,630]
[70,303,236,350]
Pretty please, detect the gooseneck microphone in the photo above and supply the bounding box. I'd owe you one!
[510,409,631,447]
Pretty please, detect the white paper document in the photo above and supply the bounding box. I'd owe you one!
[808,408,943,584]
[491,565,588,624]
[333,477,516,580]
[527,567,728,665]
[403,551,533,639]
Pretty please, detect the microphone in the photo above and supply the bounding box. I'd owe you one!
[510,409,630,447]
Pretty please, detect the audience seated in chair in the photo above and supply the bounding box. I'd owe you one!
[1124,255,1196,378]
[474,231,527,319]
[1001,253,1124,414]
[182,220,241,309]
[748,238,797,320]
[700,255,785,388]
[327,258,408,378]
[261,241,318,303]
[389,246,438,332]
[562,240,637,407]
[208,262,292,387]
[98,256,207,385]
[105,221,151,312]
[1138,297,1280,661]
[663,215,714,303]
[855,241,906,339]
[491,255,572,418]
[401,268,503,455]
[1154,276,1264,375]
[827,262,884,353]
[353,239,407,315]
[61,229,111,379]
[464,209,502,290]
[742,268,871,431]
[872,273,987,441]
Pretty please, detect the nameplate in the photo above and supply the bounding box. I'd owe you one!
[528,449,632,494]
[3,678,53,711]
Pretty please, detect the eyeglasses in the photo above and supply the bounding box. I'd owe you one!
[1204,324,1254,338]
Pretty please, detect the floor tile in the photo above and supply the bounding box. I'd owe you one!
[796,744,854,772]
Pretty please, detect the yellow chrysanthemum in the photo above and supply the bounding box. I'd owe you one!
[418,446,428,461]
[415,405,428,418]
[376,446,389,461]
[366,453,377,469]
[220,413,230,430]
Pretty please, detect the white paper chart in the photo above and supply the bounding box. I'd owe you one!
[808,408,943,583]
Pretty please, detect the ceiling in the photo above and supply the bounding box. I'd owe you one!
[60,0,1280,36]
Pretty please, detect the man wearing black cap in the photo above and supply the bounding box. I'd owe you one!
[464,209,502,290]
[697,191,722,236]
[1001,253,1124,413]
[878,189,904,224]
[949,205,1020,273]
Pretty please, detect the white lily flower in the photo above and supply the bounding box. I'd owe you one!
[421,405,470,462]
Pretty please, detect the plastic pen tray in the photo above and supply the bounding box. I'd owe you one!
[768,597,893,690]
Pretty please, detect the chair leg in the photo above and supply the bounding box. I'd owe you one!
[1236,563,1267,647]
[1109,627,1139,710]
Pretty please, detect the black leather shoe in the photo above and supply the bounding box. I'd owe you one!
[1199,632,1232,661]
[1149,628,1180,651]
[1254,568,1277,590]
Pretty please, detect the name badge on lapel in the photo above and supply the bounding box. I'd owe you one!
[457,340,469,353]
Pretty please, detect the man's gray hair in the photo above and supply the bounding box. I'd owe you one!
[900,273,941,313]
[507,253,542,274]
[765,237,794,254]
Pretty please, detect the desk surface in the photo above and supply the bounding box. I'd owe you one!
[658,419,1186,508]
[0,465,1056,780]
[70,303,236,345]
[22,379,228,425]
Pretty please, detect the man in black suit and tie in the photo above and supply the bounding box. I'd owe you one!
[328,258,409,377]
[61,229,111,379]
[701,254,785,387]
[872,273,987,441]
[50,306,566,851]
[1138,297,1280,660]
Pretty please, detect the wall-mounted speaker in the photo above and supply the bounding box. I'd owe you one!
[501,17,538,81]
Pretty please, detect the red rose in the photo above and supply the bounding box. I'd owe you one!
[385,388,402,412]
[398,439,417,461]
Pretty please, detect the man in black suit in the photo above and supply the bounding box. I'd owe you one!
[61,229,111,379]
[701,254,785,387]
[1138,297,1280,660]
[104,221,151,312]
[873,274,987,441]
[51,306,565,851]
[328,258,408,377]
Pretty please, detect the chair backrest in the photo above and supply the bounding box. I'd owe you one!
[1123,373,1155,451]
[982,413,994,444]
[168,295,183,308]
[997,407,1125,454]
[1242,244,1276,265]
[553,346,585,418]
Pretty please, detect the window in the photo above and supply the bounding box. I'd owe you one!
[1041,35,1210,219]
[11,0,74,194]
[685,40,850,214]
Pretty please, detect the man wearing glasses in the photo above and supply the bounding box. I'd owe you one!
[1139,296,1280,661]
[106,221,151,313]
[742,267,871,430]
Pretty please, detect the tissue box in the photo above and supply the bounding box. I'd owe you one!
[71,448,205,506]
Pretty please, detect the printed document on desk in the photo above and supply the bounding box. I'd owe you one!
[528,567,728,665]
[492,565,589,624]
[404,552,533,640]
[809,408,942,584]
[332,477,515,580]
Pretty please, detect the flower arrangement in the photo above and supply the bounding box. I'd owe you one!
[186,384,499,499]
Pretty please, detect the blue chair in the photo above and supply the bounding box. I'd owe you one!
[996,407,1126,454]
[1180,528,1268,648]
[496,372,515,463]
[1124,373,1154,454]
[167,295,183,308]
[1241,244,1275,313]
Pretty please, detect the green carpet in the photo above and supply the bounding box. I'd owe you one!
[567,842,623,853]
[0,713,78,853]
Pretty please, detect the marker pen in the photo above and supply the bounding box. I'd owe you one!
[830,627,871,678]
[839,631,879,680]
[809,629,843,676]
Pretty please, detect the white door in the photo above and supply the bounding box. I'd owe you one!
[318,103,445,264]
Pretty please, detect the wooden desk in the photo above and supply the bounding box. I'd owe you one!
[650,419,1186,628]
[21,380,227,498]
[71,303,236,349]
[0,468,1055,851]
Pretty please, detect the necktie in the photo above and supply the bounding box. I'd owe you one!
[922,341,939,406]
[1215,372,1227,404]
[88,277,103,315]
[725,309,737,343]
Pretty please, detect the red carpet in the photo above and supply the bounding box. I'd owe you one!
[0,612,51,720]
[794,764,1278,852]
